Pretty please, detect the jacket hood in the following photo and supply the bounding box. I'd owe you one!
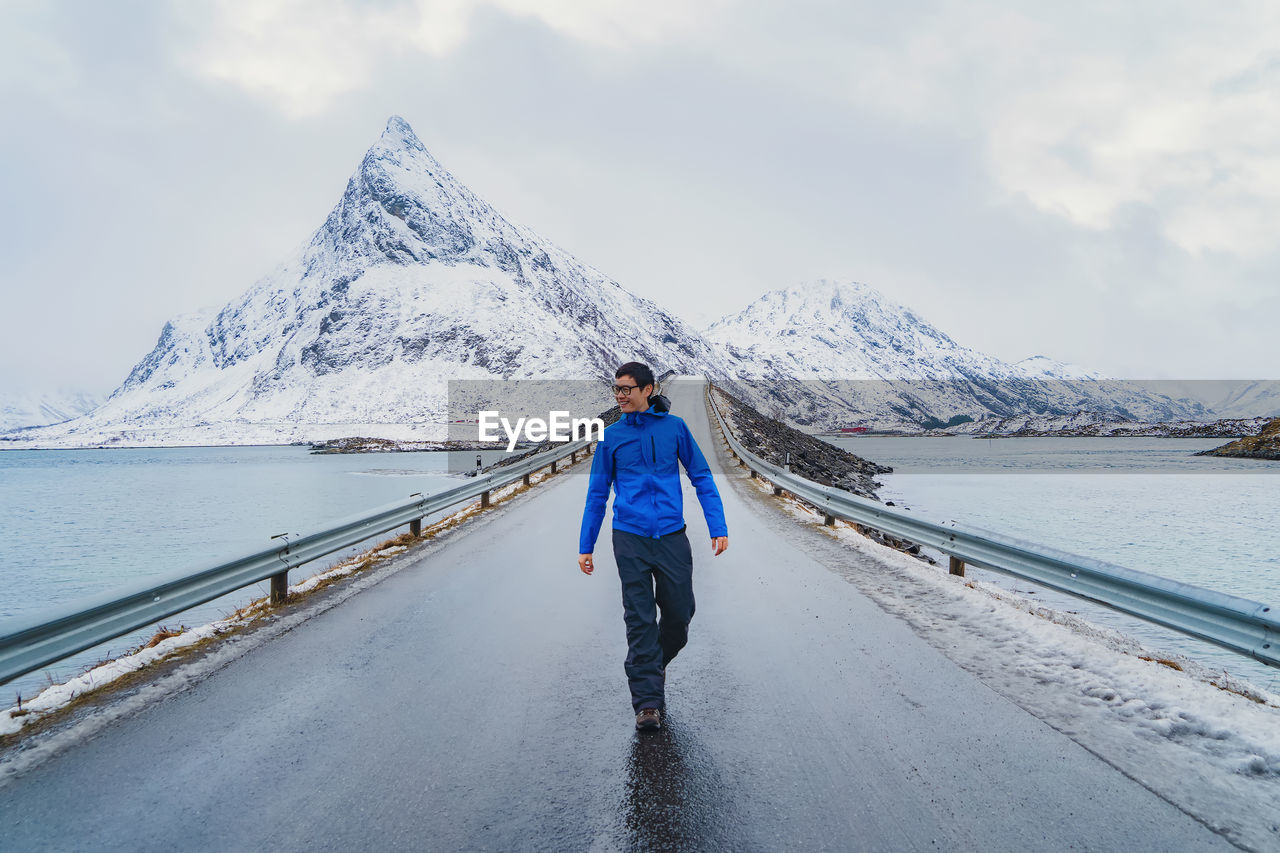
[623,394,671,427]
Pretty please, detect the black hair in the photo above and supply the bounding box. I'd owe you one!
[615,361,655,391]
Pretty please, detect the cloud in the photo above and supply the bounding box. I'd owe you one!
[176,0,431,117]
[836,2,1280,259]
[178,0,732,117]
[670,1,1280,260]
[0,1,79,98]
[987,52,1280,257]
[175,0,1280,259]
[4,0,1278,387]
[496,0,732,46]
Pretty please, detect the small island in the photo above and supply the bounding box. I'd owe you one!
[307,436,512,454]
[1195,418,1280,460]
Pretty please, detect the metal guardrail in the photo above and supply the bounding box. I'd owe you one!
[0,439,591,687]
[705,384,1279,669]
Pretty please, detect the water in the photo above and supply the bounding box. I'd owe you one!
[0,445,513,702]
[826,435,1280,689]
[5,439,1277,704]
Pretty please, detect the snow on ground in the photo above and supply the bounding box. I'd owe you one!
[748,475,1280,850]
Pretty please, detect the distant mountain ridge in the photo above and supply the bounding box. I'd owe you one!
[1012,355,1105,381]
[702,279,1207,428]
[0,389,101,433]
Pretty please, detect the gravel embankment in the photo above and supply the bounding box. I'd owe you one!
[710,385,891,498]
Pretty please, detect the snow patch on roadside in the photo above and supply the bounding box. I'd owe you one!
[0,541,410,738]
[0,618,240,737]
[750,476,1280,850]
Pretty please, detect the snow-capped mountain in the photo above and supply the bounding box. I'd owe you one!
[1,118,1248,449]
[1011,355,1105,381]
[707,279,1010,381]
[1146,380,1280,420]
[704,280,1207,428]
[7,117,729,448]
[0,389,102,432]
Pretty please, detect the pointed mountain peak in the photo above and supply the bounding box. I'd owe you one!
[308,115,515,268]
[731,279,900,327]
[1014,355,1107,380]
[378,115,427,153]
[778,278,884,306]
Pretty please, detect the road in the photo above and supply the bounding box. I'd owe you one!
[0,380,1235,851]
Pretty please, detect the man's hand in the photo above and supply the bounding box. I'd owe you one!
[578,553,594,575]
[711,536,728,556]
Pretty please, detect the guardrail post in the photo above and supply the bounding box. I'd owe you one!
[410,518,422,537]
[824,514,835,526]
[269,533,292,605]
[270,571,288,605]
[481,490,491,508]
[551,460,558,474]
[750,469,758,479]
[949,556,966,577]
[570,449,577,463]
[522,473,531,487]
[773,484,784,496]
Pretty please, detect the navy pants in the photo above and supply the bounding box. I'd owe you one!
[612,527,696,712]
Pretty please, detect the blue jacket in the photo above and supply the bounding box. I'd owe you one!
[579,397,728,554]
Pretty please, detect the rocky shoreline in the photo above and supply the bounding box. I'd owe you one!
[1195,418,1280,460]
[710,385,890,499]
[956,414,1268,439]
[709,385,937,560]
[306,436,517,454]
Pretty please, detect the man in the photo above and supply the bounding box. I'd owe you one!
[578,362,729,731]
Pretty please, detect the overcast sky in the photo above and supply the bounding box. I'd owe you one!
[2,1,1278,397]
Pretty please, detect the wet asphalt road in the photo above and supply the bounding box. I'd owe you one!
[0,381,1236,851]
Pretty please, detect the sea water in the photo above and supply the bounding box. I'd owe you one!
[0,445,511,702]
[825,435,1280,689]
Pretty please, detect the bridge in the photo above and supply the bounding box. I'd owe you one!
[0,380,1269,850]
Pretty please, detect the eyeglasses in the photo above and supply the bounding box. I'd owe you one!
[613,384,640,396]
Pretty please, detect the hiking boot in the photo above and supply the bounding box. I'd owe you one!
[635,708,662,730]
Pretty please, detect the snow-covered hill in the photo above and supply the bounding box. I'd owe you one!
[5,117,729,448]
[704,280,1207,429]
[0,389,102,432]
[1011,355,1105,381]
[1148,380,1280,420]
